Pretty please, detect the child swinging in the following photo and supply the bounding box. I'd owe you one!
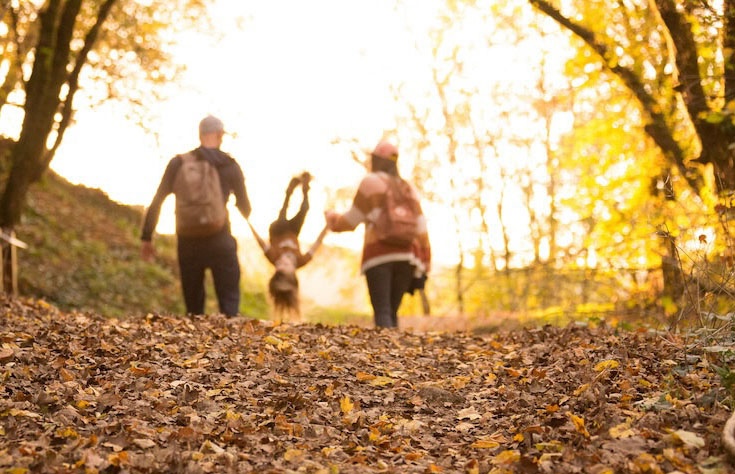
[248,172,328,320]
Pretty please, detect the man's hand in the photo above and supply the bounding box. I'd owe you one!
[141,241,155,262]
[324,210,340,231]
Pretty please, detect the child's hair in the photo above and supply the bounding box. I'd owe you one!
[268,270,300,316]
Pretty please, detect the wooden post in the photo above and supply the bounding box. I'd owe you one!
[0,229,27,296]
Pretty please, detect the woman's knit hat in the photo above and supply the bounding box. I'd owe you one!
[372,141,398,161]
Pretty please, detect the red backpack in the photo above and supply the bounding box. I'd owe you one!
[374,175,421,247]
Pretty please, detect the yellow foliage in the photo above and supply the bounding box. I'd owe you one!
[594,359,620,372]
[568,413,590,437]
[471,439,500,449]
[340,395,354,415]
[369,376,396,386]
[491,450,521,465]
[283,449,304,461]
[573,383,590,396]
[609,422,636,439]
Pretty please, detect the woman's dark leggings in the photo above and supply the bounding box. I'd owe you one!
[364,260,414,328]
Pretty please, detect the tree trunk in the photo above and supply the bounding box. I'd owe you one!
[0,0,82,229]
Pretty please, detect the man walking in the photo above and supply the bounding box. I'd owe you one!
[141,115,252,317]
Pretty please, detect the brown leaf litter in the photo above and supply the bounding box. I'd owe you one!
[0,296,733,473]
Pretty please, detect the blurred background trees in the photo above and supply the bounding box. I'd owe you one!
[1,0,733,327]
[0,0,210,230]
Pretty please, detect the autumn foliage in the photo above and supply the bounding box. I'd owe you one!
[0,296,732,473]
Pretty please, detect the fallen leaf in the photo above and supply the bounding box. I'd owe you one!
[133,439,156,449]
[594,359,620,372]
[568,413,590,437]
[340,395,354,415]
[283,448,303,461]
[491,449,521,465]
[457,407,482,421]
[471,439,500,449]
[0,346,14,361]
[672,430,705,448]
[609,422,636,439]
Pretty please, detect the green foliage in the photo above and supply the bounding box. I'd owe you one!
[18,172,182,317]
[238,287,269,319]
[305,305,372,327]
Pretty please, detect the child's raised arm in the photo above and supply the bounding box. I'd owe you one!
[305,224,329,259]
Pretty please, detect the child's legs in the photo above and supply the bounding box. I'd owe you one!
[287,193,309,236]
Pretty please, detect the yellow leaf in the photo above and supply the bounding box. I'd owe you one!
[594,359,619,372]
[609,422,635,439]
[340,395,354,415]
[513,433,525,442]
[108,451,129,466]
[632,452,659,471]
[573,383,590,396]
[535,440,564,453]
[369,376,396,387]
[264,335,282,346]
[471,439,500,449]
[356,371,375,381]
[568,413,590,437]
[451,375,471,389]
[283,448,303,461]
[321,446,337,457]
[491,449,521,465]
[55,427,79,438]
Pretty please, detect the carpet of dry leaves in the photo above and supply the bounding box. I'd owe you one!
[0,296,733,474]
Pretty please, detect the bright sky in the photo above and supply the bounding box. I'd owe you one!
[49,0,455,261]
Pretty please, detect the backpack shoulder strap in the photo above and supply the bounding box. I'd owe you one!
[179,151,197,162]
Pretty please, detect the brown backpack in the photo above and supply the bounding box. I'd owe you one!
[374,175,421,247]
[172,152,227,237]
